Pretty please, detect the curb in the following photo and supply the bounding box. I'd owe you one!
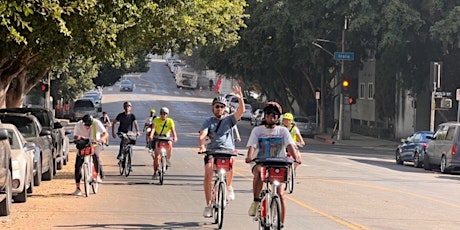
[314,135,335,144]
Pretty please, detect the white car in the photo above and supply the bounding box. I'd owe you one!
[241,104,253,121]
[251,109,264,126]
[4,123,35,203]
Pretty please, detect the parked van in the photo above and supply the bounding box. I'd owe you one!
[424,122,460,173]
[70,99,97,122]
[175,67,198,89]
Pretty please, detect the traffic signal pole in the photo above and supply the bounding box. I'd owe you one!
[45,72,51,109]
[337,18,347,141]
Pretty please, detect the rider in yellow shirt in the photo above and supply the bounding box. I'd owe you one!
[282,112,304,169]
[148,107,177,179]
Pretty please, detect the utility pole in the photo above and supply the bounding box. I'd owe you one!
[430,62,441,132]
[337,16,348,141]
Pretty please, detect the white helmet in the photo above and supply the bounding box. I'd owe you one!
[160,107,169,114]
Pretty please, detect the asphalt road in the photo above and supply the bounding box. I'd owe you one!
[3,60,460,230]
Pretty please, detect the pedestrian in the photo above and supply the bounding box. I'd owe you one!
[209,79,214,91]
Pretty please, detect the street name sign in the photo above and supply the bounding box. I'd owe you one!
[334,52,354,61]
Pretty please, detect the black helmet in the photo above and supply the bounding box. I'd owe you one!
[263,101,282,115]
[82,114,93,126]
[212,96,227,106]
[123,101,132,108]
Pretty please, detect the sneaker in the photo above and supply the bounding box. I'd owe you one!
[203,205,213,218]
[117,154,123,160]
[167,160,172,167]
[227,187,235,201]
[152,171,158,180]
[129,167,133,172]
[248,201,259,216]
[96,176,102,183]
[72,188,82,196]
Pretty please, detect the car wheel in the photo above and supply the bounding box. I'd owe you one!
[42,157,54,181]
[413,152,422,168]
[0,171,12,216]
[423,153,431,171]
[14,186,27,203]
[57,152,64,170]
[440,155,449,174]
[34,158,42,186]
[395,150,403,165]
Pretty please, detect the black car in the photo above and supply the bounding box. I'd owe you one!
[0,113,54,183]
[0,108,70,172]
[395,131,434,168]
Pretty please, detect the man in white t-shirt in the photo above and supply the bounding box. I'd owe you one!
[245,101,301,228]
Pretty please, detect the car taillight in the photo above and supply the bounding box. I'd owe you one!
[452,144,457,155]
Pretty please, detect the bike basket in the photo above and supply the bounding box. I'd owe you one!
[261,167,287,182]
[78,146,95,156]
[213,157,233,171]
[122,132,137,145]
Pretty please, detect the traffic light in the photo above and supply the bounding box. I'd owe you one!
[342,78,350,91]
[40,83,49,92]
[348,97,356,105]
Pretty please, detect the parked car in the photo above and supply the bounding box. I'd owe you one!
[0,125,12,216]
[292,116,315,138]
[119,79,134,91]
[83,91,102,112]
[71,98,98,122]
[0,113,54,182]
[395,131,434,168]
[251,109,264,126]
[0,107,70,172]
[241,104,253,121]
[424,122,460,173]
[4,124,34,203]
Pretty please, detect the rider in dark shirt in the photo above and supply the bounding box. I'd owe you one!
[111,101,140,159]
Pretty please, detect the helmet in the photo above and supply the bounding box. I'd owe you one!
[150,109,156,114]
[212,96,227,106]
[283,112,294,121]
[82,114,93,126]
[263,101,282,115]
[123,101,132,108]
[160,107,169,114]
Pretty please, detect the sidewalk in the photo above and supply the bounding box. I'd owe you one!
[313,132,400,149]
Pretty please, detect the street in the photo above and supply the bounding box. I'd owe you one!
[2,60,460,230]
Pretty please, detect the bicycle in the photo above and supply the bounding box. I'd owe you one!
[285,143,302,194]
[75,139,100,197]
[117,131,137,177]
[153,136,171,185]
[198,149,239,229]
[253,158,294,230]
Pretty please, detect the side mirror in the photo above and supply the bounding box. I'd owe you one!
[24,142,36,151]
[40,129,51,136]
[0,129,7,140]
[54,121,63,129]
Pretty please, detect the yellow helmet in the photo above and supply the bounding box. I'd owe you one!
[150,109,156,114]
[283,112,294,121]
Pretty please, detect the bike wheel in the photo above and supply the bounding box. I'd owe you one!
[287,166,294,194]
[269,196,281,230]
[82,163,90,197]
[216,181,226,229]
[159,154,166,185]
[91,164,99,194]
[125,147,132,177]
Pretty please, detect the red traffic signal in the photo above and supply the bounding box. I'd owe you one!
[348,97,356,105]
[40,83,49,92]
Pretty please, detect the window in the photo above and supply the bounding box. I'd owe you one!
[368,83,374,100]
[359,83,365,99]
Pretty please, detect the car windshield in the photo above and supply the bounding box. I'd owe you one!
[74,100,94,108]
[1,117,37,138]
[121,80,132,86]
[294,117,309,123]
[6,130,20,149]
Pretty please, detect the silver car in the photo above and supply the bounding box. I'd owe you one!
[424,122,460,173]
[4,124,34,203]
[292,116,315,138]
[120,79,134,92]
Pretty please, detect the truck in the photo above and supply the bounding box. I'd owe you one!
[175,67,199,89]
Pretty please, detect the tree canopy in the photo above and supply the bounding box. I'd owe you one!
[0,0,247,106]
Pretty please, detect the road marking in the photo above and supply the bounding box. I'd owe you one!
[231,169,370,230]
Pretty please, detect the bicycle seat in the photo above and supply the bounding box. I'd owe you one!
[155,136,171,142]
[254,157,293,167]
[204,148,237,158]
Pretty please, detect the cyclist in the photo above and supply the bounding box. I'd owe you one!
[72,114,108,195]
[112,101,140,160]
[148,107,177,179]
[198,85,245,218]
[99,111,111,144]
[144,109,157,150]
[245,102,302,228]
[282,112,304,170]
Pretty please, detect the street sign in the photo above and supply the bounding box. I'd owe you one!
[456,88,460,101]
[334,52,354,61]
[434,91,452,99]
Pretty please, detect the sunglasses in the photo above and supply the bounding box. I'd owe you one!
[161,112,168,115]
[214,105,225,109]
[264,109,280,116]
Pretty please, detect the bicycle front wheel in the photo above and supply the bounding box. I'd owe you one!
[269,196,281,230]
[82,163,90,197]
[125,146,132,177]
[216,181,226,229]
[91,163,99,194]
[159,154,166,185]
[287,165,294,194]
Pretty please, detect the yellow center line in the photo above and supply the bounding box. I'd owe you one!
[232,168,370,230]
